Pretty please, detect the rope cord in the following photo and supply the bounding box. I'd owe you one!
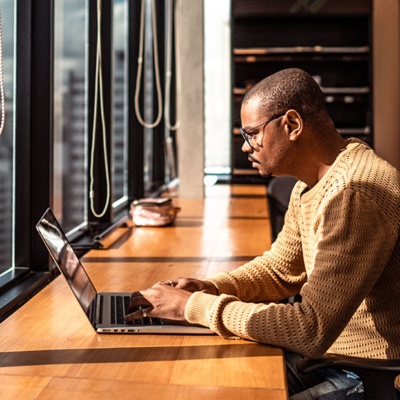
[89,0,111,218]
[134,0,163,129]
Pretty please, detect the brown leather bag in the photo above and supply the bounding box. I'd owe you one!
[130,198,180,227]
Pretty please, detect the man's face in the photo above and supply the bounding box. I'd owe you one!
[240,99,290,178]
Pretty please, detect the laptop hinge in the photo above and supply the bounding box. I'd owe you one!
[95,294,102,324]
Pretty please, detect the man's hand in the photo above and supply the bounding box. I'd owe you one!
[124,283,192,322]
[165,277,218,295]
[124,278,218,323]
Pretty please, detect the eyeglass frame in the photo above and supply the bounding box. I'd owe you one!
[240,113,286,150]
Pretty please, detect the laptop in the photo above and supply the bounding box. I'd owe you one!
[36,208,213,335]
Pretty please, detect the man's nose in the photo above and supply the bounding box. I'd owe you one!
[241,140,253,153]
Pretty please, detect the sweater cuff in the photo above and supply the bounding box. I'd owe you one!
[185,292,216,327]
[207,272,238,296]
[185,291,241,340]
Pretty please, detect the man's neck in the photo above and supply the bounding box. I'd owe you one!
[298,137,351,188]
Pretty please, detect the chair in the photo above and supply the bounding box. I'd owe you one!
[266,176,297,241]
[297,354,400,400]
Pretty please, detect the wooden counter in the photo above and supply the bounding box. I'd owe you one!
[0,185,288,399]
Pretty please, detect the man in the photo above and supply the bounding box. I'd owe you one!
[125,68,400,399]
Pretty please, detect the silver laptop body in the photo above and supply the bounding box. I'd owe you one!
[36,208,213,335]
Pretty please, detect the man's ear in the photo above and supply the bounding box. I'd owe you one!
[283,109,303,142]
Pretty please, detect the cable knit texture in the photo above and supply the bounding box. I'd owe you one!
[185,139,400,360]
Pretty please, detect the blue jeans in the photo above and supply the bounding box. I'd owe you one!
[285,352,364,400]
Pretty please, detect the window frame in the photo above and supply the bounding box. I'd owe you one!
[0,0,54,320]
[0,0,176,320]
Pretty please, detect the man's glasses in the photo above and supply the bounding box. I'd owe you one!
[240,113,285,150]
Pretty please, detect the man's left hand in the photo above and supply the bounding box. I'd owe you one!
[124,283,192,322]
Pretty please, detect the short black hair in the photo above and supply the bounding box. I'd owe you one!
[242,68,330,127]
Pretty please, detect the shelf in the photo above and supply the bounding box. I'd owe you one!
[234,127,371,136]
[234,46,370,56]
[234,54,369,64]
[232,168,259,176]
[230,1,373,179]
[337,127,371,135]
[321,87,370,95]
[234,86,370,96]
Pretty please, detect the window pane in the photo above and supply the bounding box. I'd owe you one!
[0,0,16,275]
[112,0,129,205]
[204,0,231,174]
[54,0,88,232]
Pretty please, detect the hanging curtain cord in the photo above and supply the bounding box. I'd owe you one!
[89,0,111,218]
[134,0,163,129]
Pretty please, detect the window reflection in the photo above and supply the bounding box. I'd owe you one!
[54,0,88,232]
[0,0,15,275]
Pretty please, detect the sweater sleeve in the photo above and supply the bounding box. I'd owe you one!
[185,189,399,359]
[206,183,308,302]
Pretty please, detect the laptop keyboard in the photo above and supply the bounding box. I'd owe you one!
[110,295,162,326]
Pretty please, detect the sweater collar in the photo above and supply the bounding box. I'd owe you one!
[299,138,365,202]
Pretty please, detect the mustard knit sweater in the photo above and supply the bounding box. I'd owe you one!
[185,139,400,359]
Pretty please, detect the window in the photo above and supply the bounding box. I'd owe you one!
[54,0,88,232]
[0,0,178,319]
[0,0,16,276]
[204,0,231,177]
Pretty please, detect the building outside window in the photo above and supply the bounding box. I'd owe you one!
[54,0,88,233]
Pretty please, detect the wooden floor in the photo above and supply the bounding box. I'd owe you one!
[0,184,288,399]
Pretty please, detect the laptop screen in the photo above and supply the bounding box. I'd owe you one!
[36,208,97,315]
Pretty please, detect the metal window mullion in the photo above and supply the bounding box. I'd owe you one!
[128,0,145,200]
[15,0,54,270]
